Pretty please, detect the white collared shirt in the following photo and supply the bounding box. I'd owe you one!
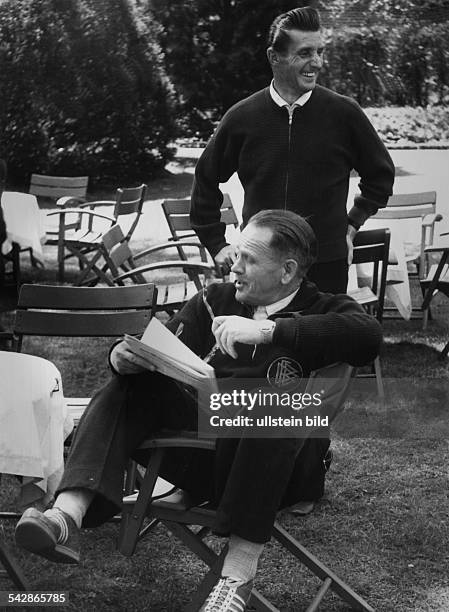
[253,286,301,320]
[269,80,313,108]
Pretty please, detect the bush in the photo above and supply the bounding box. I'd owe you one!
[364,106,449,146]
[0,0,176,185]
[321,25,391,106]
[396,22,449,106]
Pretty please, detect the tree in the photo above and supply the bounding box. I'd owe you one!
[0,0,176,184]
[149,0,308,136]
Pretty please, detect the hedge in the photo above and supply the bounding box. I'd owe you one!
[0,0,176,185]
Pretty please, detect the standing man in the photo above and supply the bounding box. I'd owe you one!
[190,6,395,293]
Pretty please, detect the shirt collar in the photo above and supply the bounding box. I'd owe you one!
[269,80,313,108]
[255,285,301,318]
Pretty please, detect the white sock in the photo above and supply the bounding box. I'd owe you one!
[221,535,264,584]
[50,489,94,529]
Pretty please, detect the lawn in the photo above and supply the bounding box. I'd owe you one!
[1,162,449,611]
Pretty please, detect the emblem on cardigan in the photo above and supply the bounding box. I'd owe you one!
[266,357,303,390]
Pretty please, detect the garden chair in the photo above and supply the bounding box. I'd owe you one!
[46,183,147,284]
[97,224,220,314]
[349,228,390,398]
[0,534,29,590]
[420,236,449,354]
[9,282,157,425]
[162,193,239,261]
[29,174,89,276]
[372,191,442,279]
[117,362,375,611]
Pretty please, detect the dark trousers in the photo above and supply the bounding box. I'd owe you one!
[57,371,312,543]
[307,258,348,294]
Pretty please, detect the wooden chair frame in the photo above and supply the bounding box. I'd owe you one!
[421,237,449,356]
[117,363,374,611]
[89,225,220,315]
[349,228,390,398]
[45,183,146,283]
[10,283,157,422]
[373,191,442,279]
[162,194,238,262]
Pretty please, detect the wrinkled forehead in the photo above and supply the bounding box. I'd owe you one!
[238,224,278,261]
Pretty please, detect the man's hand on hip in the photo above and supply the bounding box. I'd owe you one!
[214,244,238,275]
[110,340,154,375]
[212,315,273,359]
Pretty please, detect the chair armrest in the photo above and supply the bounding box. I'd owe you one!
[424,241,449,253]
[47,208,116,223]
[78,200,116,208]
[138,430,215,451]
[56,196,86,208]
[134,240,210,260]
[115,260,217,282]
[422,213,443,227]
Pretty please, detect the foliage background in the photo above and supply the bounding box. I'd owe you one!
[0,0,448,184]
[0,0,176,184]
[148,0,449,137]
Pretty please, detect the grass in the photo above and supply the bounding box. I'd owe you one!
[1,170,449,610]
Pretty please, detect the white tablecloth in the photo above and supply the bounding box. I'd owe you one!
[1,191,46,262]
[0,352,73,506]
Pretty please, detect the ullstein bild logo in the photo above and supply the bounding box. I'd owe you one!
[266,357,303,390]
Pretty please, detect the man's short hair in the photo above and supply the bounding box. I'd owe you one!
[268,7,321,54]
[249,209,317,278]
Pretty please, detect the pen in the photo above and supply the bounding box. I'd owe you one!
[202,288,215,321]
[203,289,220,363]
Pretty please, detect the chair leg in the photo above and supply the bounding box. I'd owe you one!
[272,522,375,611]
[0,538,29,590]
[373,356,384,400]
[118,449,164,556]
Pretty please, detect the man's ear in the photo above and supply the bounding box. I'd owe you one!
[281,259,299,284]
[266,47,278,65]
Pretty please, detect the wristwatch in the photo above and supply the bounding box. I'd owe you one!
[259,320,276,344]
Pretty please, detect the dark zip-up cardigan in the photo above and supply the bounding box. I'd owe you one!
[165,280,382,378]
[190,85,395,262]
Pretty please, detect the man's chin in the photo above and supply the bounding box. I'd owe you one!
[234,285,249,303]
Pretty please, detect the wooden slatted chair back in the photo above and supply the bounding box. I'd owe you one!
[14,283,156,351]
[101,225,146,284]
[374,191,436,220]
[113,184,147,241]
[352,228,390,323]
[29,174,88,201]
[162,194,238,241]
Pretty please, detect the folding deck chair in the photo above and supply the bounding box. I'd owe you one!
[117,363,375,611]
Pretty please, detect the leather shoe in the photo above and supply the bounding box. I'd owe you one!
[15,507,80,564]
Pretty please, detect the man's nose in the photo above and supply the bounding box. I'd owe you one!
[231,257,242,274]
[310,51,323,68]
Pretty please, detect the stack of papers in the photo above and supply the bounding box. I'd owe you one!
[125,318,218,394]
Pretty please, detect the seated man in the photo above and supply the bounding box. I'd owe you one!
[15,210,382,612]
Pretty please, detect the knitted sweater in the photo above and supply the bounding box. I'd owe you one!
[165,280,382,378]
[191,85,395,262]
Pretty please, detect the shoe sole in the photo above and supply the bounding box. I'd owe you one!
[15,515,79,564]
